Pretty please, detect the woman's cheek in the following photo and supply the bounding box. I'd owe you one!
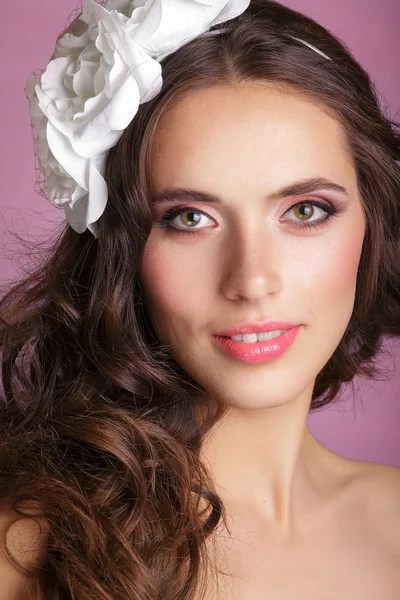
[303,231,365,315]
[140,239,202,325]
[140,243,175,312]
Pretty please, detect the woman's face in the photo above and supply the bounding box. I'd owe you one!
[139,83,366,410]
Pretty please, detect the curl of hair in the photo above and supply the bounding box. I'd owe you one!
[1,1,399,598]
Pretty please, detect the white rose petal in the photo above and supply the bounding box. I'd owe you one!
[46,120,89,189]
[26,0,251,235]
[131,0,251,60]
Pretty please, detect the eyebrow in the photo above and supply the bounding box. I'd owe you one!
[150,177,350,205]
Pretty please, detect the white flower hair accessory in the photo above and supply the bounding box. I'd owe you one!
[25,0,252,238]
[25,0,331,238]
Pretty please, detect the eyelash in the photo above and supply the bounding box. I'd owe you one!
[155,199,340,237]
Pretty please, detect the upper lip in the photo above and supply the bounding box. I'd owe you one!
[214,321,300,337]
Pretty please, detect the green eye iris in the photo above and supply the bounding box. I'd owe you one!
[293,203,315,220]
[180,211,202,227]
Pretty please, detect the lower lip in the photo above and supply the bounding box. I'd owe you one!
[211,325,302,365]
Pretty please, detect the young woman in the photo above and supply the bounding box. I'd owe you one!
[1,0,399,598]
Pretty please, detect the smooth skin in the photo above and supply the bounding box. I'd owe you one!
[1,84,400,599]
[140,83,400,599]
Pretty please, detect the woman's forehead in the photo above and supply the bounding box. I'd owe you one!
[148,84,355,196]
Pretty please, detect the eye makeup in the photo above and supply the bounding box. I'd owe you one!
[154,198,343,237]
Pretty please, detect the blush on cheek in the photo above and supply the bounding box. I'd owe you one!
[140,248,170,304]
[140,242,187,326]
[314,233,365,311]
[335,237,364,279]
[141,235,214,309]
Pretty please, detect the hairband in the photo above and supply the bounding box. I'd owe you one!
[24,0,331,238]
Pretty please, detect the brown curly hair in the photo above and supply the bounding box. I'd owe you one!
[1,1,399,598]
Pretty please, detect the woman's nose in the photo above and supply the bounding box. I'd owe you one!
[220,223,283,303]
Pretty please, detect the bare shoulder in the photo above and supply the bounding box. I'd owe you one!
[0,505,47,600]
[352,459,400,505]
[347,459,400,555]
[321,444,400,504]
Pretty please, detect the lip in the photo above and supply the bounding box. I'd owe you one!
[214,321,300,337]
[211,325,302,365]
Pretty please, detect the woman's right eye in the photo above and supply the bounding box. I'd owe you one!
[156,207,215,235]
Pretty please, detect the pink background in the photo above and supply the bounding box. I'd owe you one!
[1,1,399,466]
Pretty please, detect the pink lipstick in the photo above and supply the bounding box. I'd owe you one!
[211,323,301,365]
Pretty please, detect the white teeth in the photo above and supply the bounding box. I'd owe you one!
[242,333,259,343]
[230,330,285,343]
[257,330,284,342]
[231,334,244,341]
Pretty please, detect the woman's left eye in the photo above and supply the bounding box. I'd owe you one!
[284,200,337,223]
